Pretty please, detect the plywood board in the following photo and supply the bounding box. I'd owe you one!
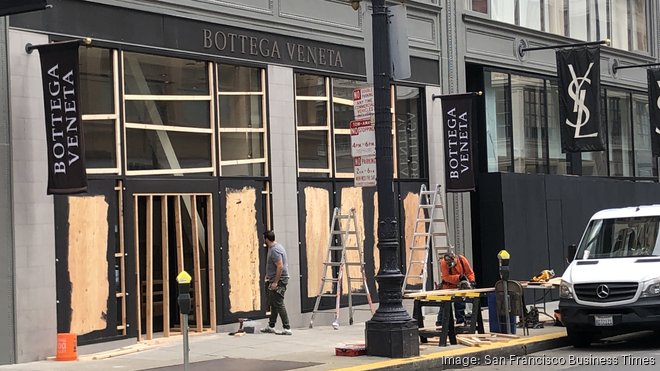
[304,187,330,296]
[68,196,110,335]
[372,192,380,274]
[226,187,261,312]
[403,192,425,285]
[339,187,364,293]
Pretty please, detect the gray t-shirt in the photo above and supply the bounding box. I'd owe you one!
[266,242,289,281]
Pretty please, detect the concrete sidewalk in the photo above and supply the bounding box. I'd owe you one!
[0,305,568,371]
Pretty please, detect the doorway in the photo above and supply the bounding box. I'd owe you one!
[133,193,216,340]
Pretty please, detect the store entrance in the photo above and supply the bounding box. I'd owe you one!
[133,193,216,340]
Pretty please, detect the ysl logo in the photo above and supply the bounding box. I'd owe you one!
[656,80,660,135]
[566,63,597,138]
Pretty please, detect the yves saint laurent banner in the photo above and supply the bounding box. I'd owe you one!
[648,69,660,157]
[36,42,87,194]
[556,46,605,152]
[442,94,475,192]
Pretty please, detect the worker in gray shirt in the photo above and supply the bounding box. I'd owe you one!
[261,230,291,335]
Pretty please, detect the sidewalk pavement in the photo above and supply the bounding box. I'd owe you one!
[0,303,568,371]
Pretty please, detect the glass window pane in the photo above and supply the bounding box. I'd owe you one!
[123,52,208,95]
[295,74,325,96]
[568,0,588,41]
[334,134,353,174]
[332,79,361,130]
[222,163,265,177]
[220,132,264,162]
[511,76,547,173]
[491,1,515,24]
[547,81,569,175]
[298,130,329,169]
[633,94,652,177]
[607,90,633,177]
[589,0,608,42]
[519,0,541,31]
[395,86,422,179]
[611,1,629,50]
[80,48,114,114]
[297,100,328,126]
[544,0,565,36]
[126,129,211,171]
[125,100,210,129]
[218,64,261,92]
[468,0,488,13]
[485,71,512,172]
[83,120,116,169]
[631,0,648,52]
[219,95,263,128]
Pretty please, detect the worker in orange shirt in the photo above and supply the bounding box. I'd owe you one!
[436,252,476,326]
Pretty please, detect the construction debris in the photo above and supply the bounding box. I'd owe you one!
[456,333,520,347]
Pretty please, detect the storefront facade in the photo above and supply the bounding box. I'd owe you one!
[1,0,445,363]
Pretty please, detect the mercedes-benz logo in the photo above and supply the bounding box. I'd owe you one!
[596,284,610,299]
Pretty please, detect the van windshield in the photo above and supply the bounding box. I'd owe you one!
[576,216,660,259]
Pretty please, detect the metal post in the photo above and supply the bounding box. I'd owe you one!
[364,0,419,358]
[502,280,511,334]
[182,313,189,371]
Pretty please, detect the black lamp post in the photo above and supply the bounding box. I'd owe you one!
[360,0,420,358]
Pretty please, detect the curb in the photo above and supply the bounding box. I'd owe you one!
[335,331,568,371]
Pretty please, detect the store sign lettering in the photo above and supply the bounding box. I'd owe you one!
[203,29,343,68]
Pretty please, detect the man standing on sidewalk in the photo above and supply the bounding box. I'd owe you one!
[261,230,292,335]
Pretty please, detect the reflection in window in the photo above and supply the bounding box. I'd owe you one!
[123,51,213,175]
[333,79,362,176]
[544,0,565,36]
[611,1,629,50]
[511,76,547,173]
[546,81,569,175]
[296,74,330,177]
[80,48,114,114]
[631,0,648,51]
[519,0,541,31]
[217,64,267,177]
[82,120,116,169]
[395,86,422,178]
[490,1,515,24]
[568,0,588,41]
[589,0,608,42]
[607,90,633,177]
[485,71,511,172]
[633,94,652,177]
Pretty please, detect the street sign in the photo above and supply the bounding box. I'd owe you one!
[350,119,376,157]
[354,156,377,187]
[353,87,374,120]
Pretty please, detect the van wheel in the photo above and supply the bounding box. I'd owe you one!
[567,326,592,348]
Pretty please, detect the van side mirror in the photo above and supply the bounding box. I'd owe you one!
[566,244,577,263]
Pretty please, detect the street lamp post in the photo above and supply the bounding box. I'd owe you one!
[363,0,419,358]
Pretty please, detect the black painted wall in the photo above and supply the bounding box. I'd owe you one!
[474,173,660,288]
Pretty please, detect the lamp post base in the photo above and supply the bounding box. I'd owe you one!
[365,319,419,358]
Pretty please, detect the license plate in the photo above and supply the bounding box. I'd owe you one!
[594,315,613,326]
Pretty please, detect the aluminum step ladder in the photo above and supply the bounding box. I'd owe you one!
[309,207,375,329]
[402,184,454,295]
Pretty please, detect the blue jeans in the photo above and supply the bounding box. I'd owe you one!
[436,301,466,326]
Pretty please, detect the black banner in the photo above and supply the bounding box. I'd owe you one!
[648,69,660,157]
[442,94,475,192]
[0,0,48,16]
[556,46,605,152]
[36,42,87,194]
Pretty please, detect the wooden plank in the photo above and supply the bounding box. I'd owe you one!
[117,180,127,335]
[191,195,204,333]
[404,287,495,299]
[161,196,170,337]
[134,196,142,342]
[457,337,478,347]
[146,196,153,340]
[206,196,216,332]
[175,195,185,331]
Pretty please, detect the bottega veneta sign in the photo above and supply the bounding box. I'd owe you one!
[35,42,87,194]
[556,46,605,152]
[648,69,660,156]
[441,94,475,192]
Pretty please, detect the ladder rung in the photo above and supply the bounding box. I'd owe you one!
[332,231,357,235]
[336,215,352,219]
[322,278,340,282]
[409,260,426,264]
[413,232,430,236]
[344,246,360,250]
[328,247,344,251]
[325,262,343,266]
[419,204,435,208]
[420,191,436,196]
[410,247,428,250]
[418,218,445,222]
[349,292,370,296]
[320,294,337,297]
[431,232,447,236]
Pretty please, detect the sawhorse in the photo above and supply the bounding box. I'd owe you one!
[412,292,485,346]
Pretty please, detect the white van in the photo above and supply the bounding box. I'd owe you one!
[559,205,660,347]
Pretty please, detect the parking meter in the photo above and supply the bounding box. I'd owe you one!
[497,250,510,280]
[177,271,192,315]
[176,271,192,371]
